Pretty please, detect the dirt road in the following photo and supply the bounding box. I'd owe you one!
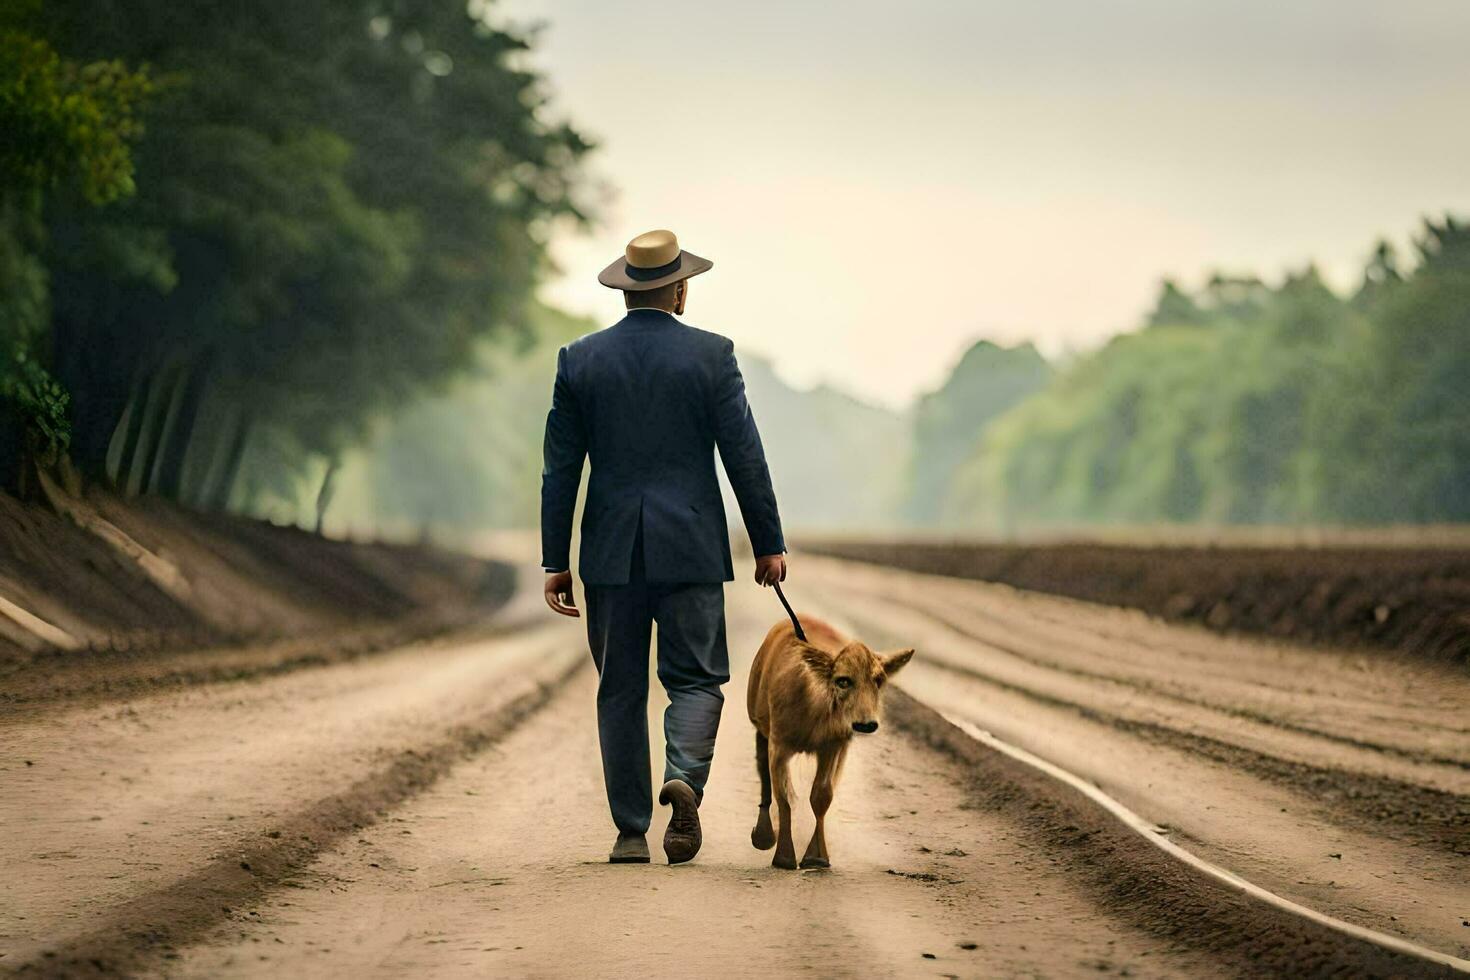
[3,558,1467,978]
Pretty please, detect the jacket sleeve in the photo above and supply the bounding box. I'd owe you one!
[711,339,785,557]
[540,346,587,572]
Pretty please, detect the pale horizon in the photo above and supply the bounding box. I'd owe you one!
[501,0,1470,410]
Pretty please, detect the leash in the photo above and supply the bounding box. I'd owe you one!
[772,579,807,642]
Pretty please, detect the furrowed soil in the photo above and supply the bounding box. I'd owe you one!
[3,538,1465,978]
[798,536,1470,666]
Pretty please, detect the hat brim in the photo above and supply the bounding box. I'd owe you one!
[597,250,713,291]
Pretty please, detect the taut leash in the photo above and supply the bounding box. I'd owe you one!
[772,579,807,642]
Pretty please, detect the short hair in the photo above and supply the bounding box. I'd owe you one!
[624,281,680,309]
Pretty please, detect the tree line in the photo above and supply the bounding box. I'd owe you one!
[944,218,1470,528]
[12,0,1457,535]
[312,217,1470,537]
[1,0,590,511]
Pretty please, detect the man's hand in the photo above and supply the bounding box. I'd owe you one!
[544,570,580,618]
[754,553,787,587]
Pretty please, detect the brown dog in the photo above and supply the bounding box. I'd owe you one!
[746,615,914,869]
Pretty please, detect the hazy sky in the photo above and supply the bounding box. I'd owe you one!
[497,0,1470,409]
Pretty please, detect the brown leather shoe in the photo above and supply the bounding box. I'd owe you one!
[609,831,650,864]
[658,779,702,865]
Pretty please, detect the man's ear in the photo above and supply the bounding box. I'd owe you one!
[881,648,914,677]
[674,279,688,314]
[800,646,833,679]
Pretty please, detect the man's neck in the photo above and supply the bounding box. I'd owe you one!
[627,306,675,314]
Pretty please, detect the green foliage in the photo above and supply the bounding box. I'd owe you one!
[947,218,1470,529]
[334,217,1470,536]
[319,304,595,532]
[954,328,1219,527]
[1144,279,1207,328]
[1,357,70,459]
[905,340,1051,524]
[739,357,910,529]
[22,0,592,508]
[1312,218,1470,521]
[0,30,152,204]
[0,25,151,480]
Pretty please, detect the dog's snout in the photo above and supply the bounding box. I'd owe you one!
[852,720,879,734]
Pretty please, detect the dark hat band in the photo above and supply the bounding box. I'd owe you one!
[625,253,683,282]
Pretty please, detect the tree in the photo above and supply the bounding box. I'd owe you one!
[1145,278,1207,328]
[0,15,152,492]
[30,0,591,513]
[942,220,1470,530]
[903,340,1051,525]
[1315,217,1470,521]
[1354,238,1402,308]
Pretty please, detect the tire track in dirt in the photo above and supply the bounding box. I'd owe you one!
[891,588,1470,773]
[9,553,1466,977]
[815,582,1470,857]
[824,564,1469,773]
[908,642,1469,857]
[886,690,1465,979]
[148,593,1257,979]
[796,572,1468,958]
[945,713,1470,975]
[0,611,535,716]
[151,583,1461,979]
[7,652,586,978]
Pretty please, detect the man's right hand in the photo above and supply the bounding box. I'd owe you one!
[754,553,787,587]
[544,570,580,617]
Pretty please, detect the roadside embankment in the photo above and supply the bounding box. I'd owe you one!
[0,489,515,703]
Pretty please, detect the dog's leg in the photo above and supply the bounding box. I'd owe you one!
[800,744,844,869]
[751,730,776,850]
[769,742,798,869]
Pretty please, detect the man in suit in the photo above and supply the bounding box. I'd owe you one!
[541,229,787,865]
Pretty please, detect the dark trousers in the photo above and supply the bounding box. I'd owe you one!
[585,539,728,835]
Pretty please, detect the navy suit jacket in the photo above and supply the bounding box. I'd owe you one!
[540,309,785,585]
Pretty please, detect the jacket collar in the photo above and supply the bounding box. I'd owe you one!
[619,308,679,328]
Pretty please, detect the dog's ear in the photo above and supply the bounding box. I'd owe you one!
[880,648,914,677]
[800,645,834,679]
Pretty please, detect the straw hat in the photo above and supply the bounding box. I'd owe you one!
[597,229,713,291]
